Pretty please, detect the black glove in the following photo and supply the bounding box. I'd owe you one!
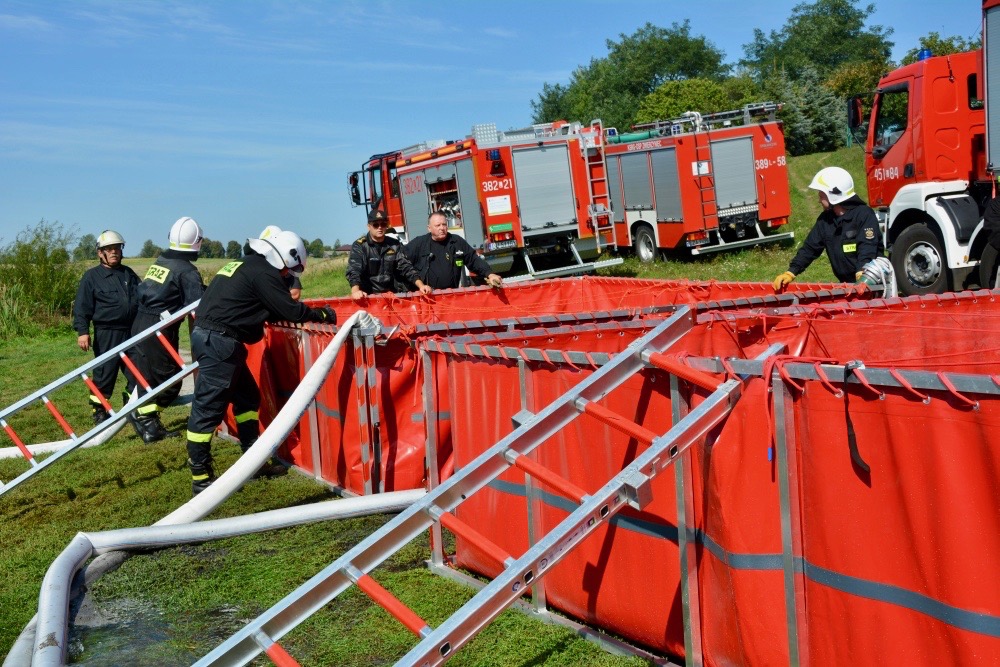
[311,306,337,324]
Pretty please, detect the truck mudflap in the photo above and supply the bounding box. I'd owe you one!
[690,222,794,255]
[507,243,624,283]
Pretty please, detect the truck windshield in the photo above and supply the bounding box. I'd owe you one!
[369,165,384,203]
[873,87,909,155]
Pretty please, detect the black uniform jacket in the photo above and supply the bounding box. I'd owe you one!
[73,264,140,334]
[195,249,322,344]
[789,196,884,283]
[402,232,494,289]
[346,233,422,293]
[136,250,205,316]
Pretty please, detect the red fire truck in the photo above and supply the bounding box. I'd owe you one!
[349,103,793,278]
[847,0,1000,294]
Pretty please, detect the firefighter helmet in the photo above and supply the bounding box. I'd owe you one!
[96,230,126,249]
[168,217,203,253]
[259,225,282,239]
[809,166,856,206]
[248,229,307,277]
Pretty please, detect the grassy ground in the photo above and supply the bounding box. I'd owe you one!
[0,147,865,665]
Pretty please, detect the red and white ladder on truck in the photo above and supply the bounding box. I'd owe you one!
[0,301,200,498]
[193,307,769,667]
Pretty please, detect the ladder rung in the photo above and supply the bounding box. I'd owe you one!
[647,352,722,391]
[348,565,432,638]
[156,330,187,368]
[438,511,514,569]
[580,402,658,445]
[81,375,112,411]
[120,352,151,392]
[1,420,36,464]
[42,397,75,438]
[505,451,587,503]
[253,631,301,667]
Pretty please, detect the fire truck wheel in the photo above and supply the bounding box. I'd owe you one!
[633,225,658,263]
[891,223,948,295]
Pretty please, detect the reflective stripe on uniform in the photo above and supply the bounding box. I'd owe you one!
[187,431,213,443]
[191,472,211,481]
[137,403,159,415]
[235,411,259,423]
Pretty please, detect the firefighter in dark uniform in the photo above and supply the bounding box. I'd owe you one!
[347,208,431,301]
[186,229,336,495]
[403,212,503,289]
[73,230,139,424]
[773,166,884,291]
[125,217,206,443]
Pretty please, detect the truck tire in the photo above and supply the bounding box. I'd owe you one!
[633,224,657,263]
[891,223,948,295]
[980,243,999,289]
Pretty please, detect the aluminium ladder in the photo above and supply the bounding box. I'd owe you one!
[0,301,200,498]
[195,307,744,666]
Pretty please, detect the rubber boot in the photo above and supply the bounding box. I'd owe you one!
[92,405,110,426]
[136,414,181,444]
[125,410,145,439]
[189,459,215,496]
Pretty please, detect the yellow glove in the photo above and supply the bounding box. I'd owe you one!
[855,270,864,281]
[772,271,796,292]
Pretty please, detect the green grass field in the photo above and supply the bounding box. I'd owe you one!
[0,147,865,665]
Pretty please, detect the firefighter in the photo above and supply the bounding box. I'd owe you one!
[186,229,336,495]
[125,217,206,443]
[403,212,502,290]
[773,166,884,291]
[347,209,431,301]
[73,230,140,425]
[260,225,303,300]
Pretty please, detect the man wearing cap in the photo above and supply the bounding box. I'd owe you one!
[73,230,140,425]
[346,209,431,301]
[403,212,502,290]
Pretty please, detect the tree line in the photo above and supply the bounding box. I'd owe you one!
[70,234,336,260]
[531,0,979,156]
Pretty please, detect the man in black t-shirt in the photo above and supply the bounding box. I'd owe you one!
[402,212,502,290]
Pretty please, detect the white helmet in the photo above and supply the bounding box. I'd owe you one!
[809,166,856,205]
[168,216,203,253]
[247,229,307,276]
[96,230,125,249]
[259,225,282,239]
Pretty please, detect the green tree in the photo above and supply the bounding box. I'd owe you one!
[139,239,162,258]
[532,21,729,130]
[765,68,844,155]
[740,0,893,81]
[900,32,980,66]
[73,234,98,262]
[201,239,225,258]
[636,79,734,124]
[226,240,242,259]
[307,238,325,258]
[824,58,893,98]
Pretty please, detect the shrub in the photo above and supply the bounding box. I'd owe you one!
[0,220,83,333]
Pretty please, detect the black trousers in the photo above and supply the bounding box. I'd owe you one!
[186,327,260,468]
[130,311,184,409]
[90,327,137,408]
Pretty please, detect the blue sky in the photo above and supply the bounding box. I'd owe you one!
[0,0,981,254]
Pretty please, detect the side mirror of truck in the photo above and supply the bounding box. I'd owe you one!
[349,172,362,206]
[846,96,869,150]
